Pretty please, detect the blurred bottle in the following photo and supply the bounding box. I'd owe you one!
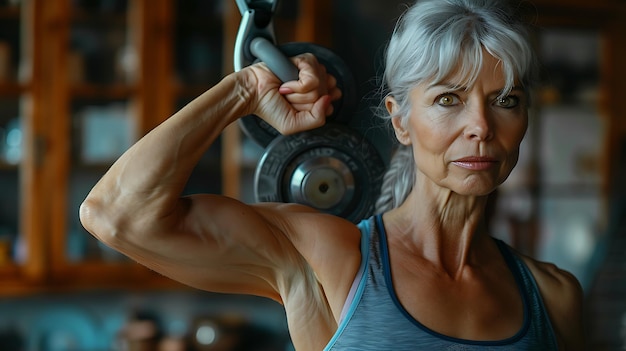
[3,118,22,165]
[116,311,162,351]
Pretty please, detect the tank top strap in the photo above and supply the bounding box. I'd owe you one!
[493,238,560,348]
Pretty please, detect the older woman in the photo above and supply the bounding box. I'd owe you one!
[80,0,584,349]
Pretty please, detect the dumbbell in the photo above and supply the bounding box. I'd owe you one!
[255,123,385,223]
[234,0,385,222]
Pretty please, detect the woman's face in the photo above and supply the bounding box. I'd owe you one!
[389,54,528,196]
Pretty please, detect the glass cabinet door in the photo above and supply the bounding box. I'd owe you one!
[173,0,224,199]
[51,0,146,283]
[0,1,26,279]
[53,0,228,288]
[0,95,22,274]
[534,28,605,290]
[67,0,133,262]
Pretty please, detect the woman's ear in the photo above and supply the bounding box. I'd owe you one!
[386,96,411,145]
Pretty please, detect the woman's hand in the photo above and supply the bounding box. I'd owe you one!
[243,53,342,135]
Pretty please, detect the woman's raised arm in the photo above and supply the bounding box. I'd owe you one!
[79,56,339,300]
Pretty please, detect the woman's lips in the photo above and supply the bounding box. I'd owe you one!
[452,157,498,171]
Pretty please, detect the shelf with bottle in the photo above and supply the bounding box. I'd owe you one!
[0,94,21,276]
[68,0,136,101]
[0,91,21,154]
[69,97,134,167]
[0,0,26,282]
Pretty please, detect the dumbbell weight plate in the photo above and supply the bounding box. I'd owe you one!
[240,43,357,147]
[254,123,384,223]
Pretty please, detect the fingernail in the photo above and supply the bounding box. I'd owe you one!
[279,87,293,94]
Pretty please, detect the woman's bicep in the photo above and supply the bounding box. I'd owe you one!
[96,193,297,300]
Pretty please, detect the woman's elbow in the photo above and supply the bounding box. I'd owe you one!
[79,196,123,247]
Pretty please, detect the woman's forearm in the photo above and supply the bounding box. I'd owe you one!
[117,73,249,198]
[80,54,334,241]
[80,72,251,233]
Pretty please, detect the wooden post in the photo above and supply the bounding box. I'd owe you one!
[221,0,242,199]
[22,0,71,281]
[295,0,332,46]
[601,4,626,217]
[131,0,174,136]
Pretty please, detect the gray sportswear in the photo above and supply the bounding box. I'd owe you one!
[323,214,559,350]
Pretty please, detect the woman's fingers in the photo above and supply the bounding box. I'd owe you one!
[246,51,342,134]
[278,53,341,117]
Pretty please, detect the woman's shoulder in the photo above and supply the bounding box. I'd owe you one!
[495,242,581,299]
[515,251,586,350]
[516,253,583,304]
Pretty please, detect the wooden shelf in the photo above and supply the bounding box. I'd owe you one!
[0,81,28,96]
[0,5,20,20]
[0,161,18,170]
[0,263,20,279]
[70,83,137,99]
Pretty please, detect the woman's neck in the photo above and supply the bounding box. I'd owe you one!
[382,185,491,279]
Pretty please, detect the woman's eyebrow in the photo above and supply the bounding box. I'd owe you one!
[426,82,467,91]
[426,83,527,94]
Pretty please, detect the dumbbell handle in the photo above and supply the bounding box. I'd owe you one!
[250,37,300,82]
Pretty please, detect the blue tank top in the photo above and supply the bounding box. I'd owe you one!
[323,214,559,350]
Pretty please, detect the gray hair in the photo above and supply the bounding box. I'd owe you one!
[375,0,538,213]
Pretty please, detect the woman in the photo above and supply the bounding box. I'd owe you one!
[80,0,584,349]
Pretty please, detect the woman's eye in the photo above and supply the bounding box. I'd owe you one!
[436,94,460,106]
[495,95,519,108]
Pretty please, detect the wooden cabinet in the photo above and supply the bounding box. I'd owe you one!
[0,0,184,294]
[0,0,43,293]
[530,0,626,202]
[2,0,623,297]
[0,0,319,295]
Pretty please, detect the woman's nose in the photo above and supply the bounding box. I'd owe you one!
[463,105,493,141]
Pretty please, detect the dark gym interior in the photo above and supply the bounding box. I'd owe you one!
[0,0,624,350]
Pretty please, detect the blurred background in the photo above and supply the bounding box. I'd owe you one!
[0,0,625,350]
